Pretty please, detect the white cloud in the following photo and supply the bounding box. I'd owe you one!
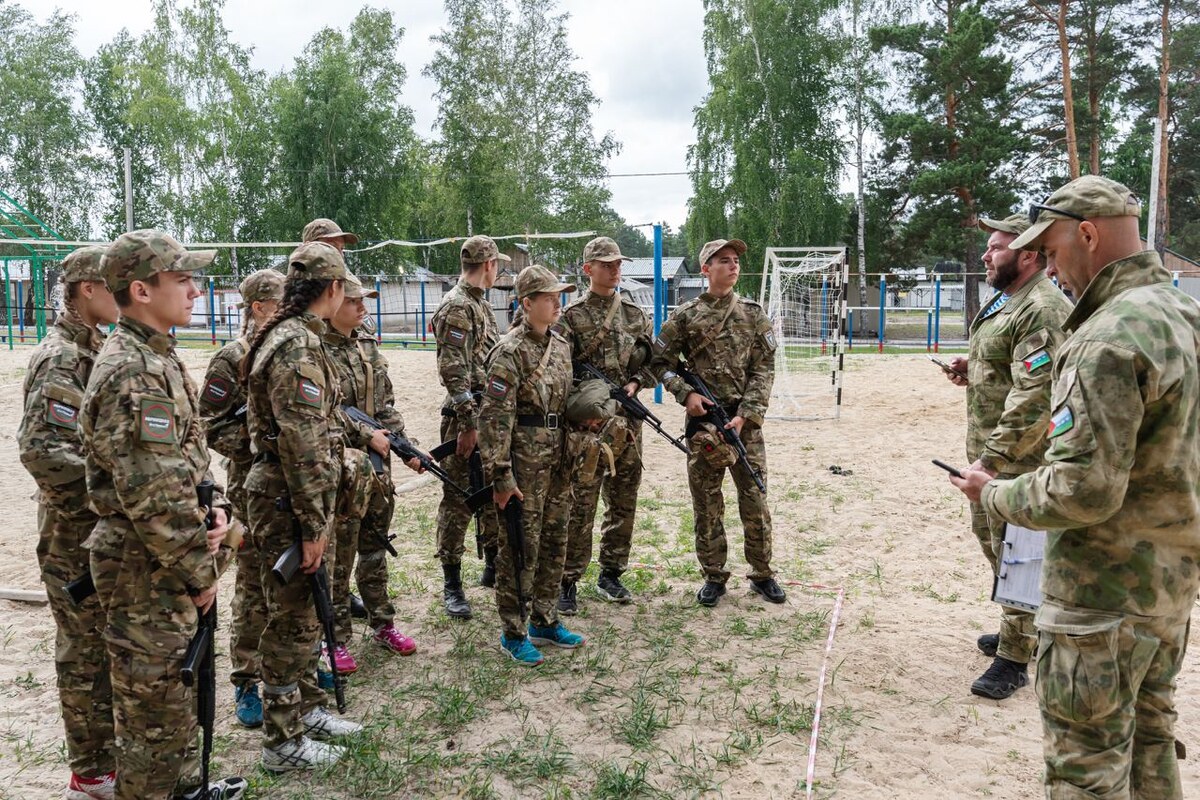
[41,0,705,230]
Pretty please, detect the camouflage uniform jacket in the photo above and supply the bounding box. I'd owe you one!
[478,321,573,493]
[245,312,343,542]
[199,338,250,489]
[323,326,412,445]
[556,289,655,389]
[967,271,1073,474]
[431,282,498,431]
[80,316,232,654]
[18,314,105,521]
[982,252,1200,617]
[653,291,776,425]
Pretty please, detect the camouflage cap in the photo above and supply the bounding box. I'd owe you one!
[1011,175,1143,251]
[515,264,576,300]
[103,229,216,293]
[978,213,1031,237]
[302,218,359,245]
[566,379,617,423]
[461,235,512,266]
[286,241,349,281]
[237,269,284,308]
[582,236,631,264]
[699,238,748,265]
[60,246,108,284]
[343,271,379,300]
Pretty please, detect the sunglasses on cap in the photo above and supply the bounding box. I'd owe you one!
[1028,202,1087,225]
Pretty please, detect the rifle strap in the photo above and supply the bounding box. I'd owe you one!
[577,292,622,366]
[357,340,376,417]
[690,294,737,359]
[524,333,556,410]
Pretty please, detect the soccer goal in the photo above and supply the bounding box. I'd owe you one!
[759,247,848,420]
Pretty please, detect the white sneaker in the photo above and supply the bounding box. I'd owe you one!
[173,777,249,799]
[301,706,364,741]
[261,736,346,773]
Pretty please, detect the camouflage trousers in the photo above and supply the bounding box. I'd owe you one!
[331,476,397,642]
[686,422,773,583]
[971,494,1036,664]
[1035,599,1190,799]
[227,481,267,687]
[495,448,573,640]
[562,422,642,584]
[108,645,202,799]
[434,415,500,566]
[248,491,332,748]
[36,503,115,777]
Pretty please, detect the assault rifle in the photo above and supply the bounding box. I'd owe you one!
[574,362,689,455]
[272,498,347,713]
[181,479,218,795]
[343,405,491,514]
[674,366,767,494]
[503,498,527,607]
[427,439,490,559]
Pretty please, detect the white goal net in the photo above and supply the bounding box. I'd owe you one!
[759,247,848,420]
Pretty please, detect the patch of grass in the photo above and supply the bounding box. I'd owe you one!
[745,691,816,735]
[590,759,663,800]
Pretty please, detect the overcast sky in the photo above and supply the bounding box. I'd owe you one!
[36,0,708,232]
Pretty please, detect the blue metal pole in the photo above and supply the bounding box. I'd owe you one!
[878,277,886,353]
[933,276,942,353]
[420,279,427,343]
[820,277,829,353]
[1173,272,1180,288]
[375,276,383,343]
[3,263,10,349]
[847,309,854,351]
[653,224,664,405]
[208,276,217,345]
[926,309,932,352]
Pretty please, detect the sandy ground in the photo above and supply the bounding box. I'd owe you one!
[0,345,1197,799]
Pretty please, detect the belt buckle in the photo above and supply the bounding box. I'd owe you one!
[545,413,560,430]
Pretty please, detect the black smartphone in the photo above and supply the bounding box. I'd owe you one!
[932,459,963,479]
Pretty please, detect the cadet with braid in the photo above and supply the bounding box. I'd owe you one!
[80,230,244,800]
[242,242,384,772]
[198,268,283,729]
[18,247,120,800]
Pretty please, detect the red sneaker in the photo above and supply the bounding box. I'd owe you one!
[372,623,417,656]
[321,644,359,674]
[66,771,116,800]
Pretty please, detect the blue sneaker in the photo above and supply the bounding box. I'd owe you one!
[528,622,585,649]
[500,634,544,666]
[234,683,263,729]
[317,668,334,690]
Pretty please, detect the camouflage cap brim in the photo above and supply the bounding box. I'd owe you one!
[1008,219,1055,251]
[319,232,359,245]
[979,217,1019,235]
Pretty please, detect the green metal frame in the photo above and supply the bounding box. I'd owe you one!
[0,188,72,347]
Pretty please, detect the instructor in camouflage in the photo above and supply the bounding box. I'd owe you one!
[199,268,283,729]
[555,236,655,611]
[478,265,585,666]
[944,213,1072,701]
[652,239,785,608]
[18,246,120,800]
[952,176,1200,799]
[430,235,505,619]
[80,230,245,800]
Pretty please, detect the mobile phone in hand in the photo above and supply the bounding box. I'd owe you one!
[932,459,963,479]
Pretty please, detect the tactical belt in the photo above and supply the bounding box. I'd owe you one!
[517,413,561,430]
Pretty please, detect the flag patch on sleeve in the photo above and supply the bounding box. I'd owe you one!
[1024,350,1051,372]
[446,327,467,345]
[487,377,509,399]
[1048,406,1074,438]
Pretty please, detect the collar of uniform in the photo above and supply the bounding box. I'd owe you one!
[1064,250,1171,333]
[996,270,1048,314]
[119,315,175,354]
[56,313,98,347]
[699,291,735,307]
[585,289,617,307]
[323,327,353,345]
[463,283,485,300]
[522,320,550,344]
[298,311,327,336]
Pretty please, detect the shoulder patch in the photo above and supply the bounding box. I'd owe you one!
[653,334,668,353]
[46,398,79,430]
[202,376,234,407]
[486,376,509,399]
[1047,406,1074,438]
[1023,350,1051,373]
[139,397,178,444]
[762,330,778,350]
[295,375,324,408]
[444,325,468,346]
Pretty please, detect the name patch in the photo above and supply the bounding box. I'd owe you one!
[1024,350,1051,373]
[139,398,177,443]
[1048,406,1074,438]
[46,400,79,430]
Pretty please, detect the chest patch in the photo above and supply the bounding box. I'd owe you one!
[202,377,233,406]
[139,397,178,443]
[487,377,509,399]
[46,399,79,430]
[1048,406,1074,438]
[296,377,324,408]
[1023,350,1051,373]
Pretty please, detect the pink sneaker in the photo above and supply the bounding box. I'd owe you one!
[66,771,116,800]
[372,623,417,656]
[321,643,359,674]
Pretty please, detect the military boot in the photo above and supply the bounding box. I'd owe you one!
[970,656,1028,700]
[443,563,472,619]
[479,547,498,589]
